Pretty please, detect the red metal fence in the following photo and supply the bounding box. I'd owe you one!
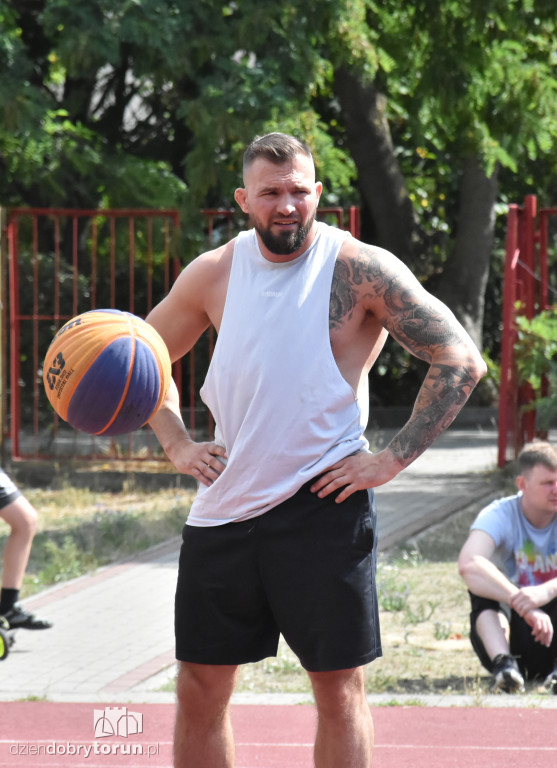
[497,195,556,467]
[3,208,182,462]
[1,206,359,462]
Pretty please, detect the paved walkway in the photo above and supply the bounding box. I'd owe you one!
[0,427,506,702]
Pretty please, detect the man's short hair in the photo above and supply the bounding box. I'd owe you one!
[243,133,313,171]
[517,441,557,474]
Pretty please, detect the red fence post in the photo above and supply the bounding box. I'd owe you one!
[518,196,538,444]
[498,205,520,468]
[521,195,537,320]
[538,210,551,312]
[348,206,361,239]
[497,195,557,465]
[7,213,21,460]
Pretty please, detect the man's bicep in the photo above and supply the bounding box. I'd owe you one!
[378,281,465,365]
[352,244,465,362]
[147,270,211,362]
[460,529,497,562]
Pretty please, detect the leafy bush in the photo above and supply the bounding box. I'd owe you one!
[514,307,557,430]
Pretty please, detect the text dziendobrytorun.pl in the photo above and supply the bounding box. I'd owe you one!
[10,741,160,757]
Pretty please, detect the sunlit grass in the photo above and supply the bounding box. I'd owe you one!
[0,483,195,596]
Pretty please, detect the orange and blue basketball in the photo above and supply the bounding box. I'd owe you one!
[43,309,171,436]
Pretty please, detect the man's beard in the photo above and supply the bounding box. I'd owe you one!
[251,214,316,256]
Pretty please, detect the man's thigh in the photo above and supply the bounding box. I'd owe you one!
[175,519,280,665]
[257,485,381,672]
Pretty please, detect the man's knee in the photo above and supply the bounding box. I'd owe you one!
[21,503,38,537]
[2,497,38,538]
[176,662,238,722]
[309,667,367,720]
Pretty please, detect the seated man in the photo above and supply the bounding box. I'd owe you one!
[458,440,557,693]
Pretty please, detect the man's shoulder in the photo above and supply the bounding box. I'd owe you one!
[185,239,236,277]
[335,237,414,296]
[197,238,237,264]
[173,240,236,310]
[489,492,520,508]
[472,494,520,529]
[337,236,395,265]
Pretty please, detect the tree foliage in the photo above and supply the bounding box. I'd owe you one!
[2,0,557,404]
[515,308,557,430]
[2,1,556,210]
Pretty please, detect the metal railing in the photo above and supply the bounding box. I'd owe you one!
[2,205,360,462]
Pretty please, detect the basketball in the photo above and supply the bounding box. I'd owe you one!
[43,309,171,435]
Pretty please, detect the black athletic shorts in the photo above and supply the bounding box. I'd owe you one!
[175,480,382,672]
[0,470,21,512]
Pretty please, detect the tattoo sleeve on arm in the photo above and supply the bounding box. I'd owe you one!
[350,243,463,360]
[342,243,483,467]
[329,259,357,330]
[388,362,478,464]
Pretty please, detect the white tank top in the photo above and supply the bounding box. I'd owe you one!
[187,222,369,526]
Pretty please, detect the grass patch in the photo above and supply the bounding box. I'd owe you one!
[0,482,195,597]
[365,555,483,696]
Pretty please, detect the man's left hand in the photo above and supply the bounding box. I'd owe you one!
[310,449,403,503]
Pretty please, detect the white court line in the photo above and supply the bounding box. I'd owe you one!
[235,741,557,753]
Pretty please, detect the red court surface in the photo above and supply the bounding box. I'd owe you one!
[0,701,556,767]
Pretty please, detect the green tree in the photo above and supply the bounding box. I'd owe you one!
[2,0,557,387]
[515,308,557,431]
[323,1,557,348]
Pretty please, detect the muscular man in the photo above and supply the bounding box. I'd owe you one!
[147,132,486,767]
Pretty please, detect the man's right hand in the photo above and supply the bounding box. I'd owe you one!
[510,583,557,616]
[166,437,227,486]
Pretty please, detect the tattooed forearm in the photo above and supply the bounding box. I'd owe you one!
[330,259,357,330]
[388,362,479,465]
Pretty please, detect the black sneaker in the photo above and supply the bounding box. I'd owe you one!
[1,604,53,630]
[491,654,524,693]
[543,666,557,694]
